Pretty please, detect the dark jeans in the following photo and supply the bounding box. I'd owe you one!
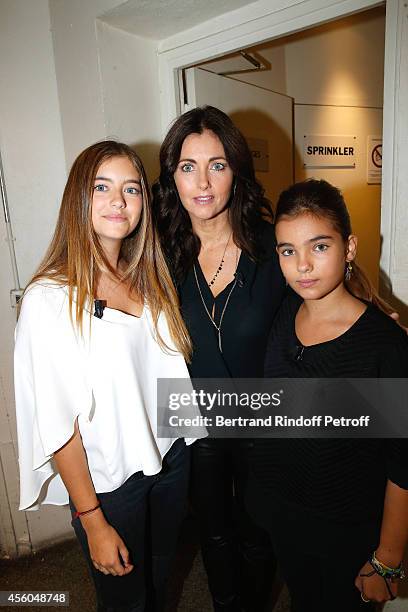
[71,439,190,612]
[245,475,379,612]
[191,438,276,612]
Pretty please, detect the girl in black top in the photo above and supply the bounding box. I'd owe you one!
[153,106,286,611]
[249,179,408,611]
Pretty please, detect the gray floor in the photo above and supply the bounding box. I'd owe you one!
[0,518,289,612]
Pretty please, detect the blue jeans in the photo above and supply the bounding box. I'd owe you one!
[71,439,190,612]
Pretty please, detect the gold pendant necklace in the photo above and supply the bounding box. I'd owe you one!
[193,260,237,353]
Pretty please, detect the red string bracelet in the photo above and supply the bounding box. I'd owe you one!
[73,500,101,520]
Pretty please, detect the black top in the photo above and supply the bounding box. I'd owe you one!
[250,292,408,524]
[179,222,286,378]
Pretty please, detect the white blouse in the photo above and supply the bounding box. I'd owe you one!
[15,281,195,510]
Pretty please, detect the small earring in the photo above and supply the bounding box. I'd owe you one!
[345,261,353,281]
[233,181,237,196]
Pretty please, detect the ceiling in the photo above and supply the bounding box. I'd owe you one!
[100,0,256,40]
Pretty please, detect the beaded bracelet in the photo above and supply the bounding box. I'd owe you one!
[369,551,405,581]
[73,500,101,520]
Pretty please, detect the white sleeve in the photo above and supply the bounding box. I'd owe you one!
[14,283,92,510]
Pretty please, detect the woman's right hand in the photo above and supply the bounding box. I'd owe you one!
[81,511,134,576]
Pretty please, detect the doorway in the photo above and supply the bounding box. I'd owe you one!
[178,6,385,288]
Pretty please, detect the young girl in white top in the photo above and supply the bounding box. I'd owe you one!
[15,141,193,611]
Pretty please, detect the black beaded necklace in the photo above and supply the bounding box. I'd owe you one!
[207,232,232,288]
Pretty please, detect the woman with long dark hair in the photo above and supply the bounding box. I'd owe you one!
[248,179,408,611]
[15,141,194,612]
[153,106,286,611]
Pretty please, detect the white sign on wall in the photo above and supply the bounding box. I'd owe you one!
[367,136,382,184]
[303,135,357,168]
[247,137,269,172]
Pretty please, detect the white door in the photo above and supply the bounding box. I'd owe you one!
[183,67,293,208]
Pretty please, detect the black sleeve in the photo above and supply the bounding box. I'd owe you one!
[379,332,408,489]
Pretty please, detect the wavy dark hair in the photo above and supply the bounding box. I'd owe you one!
[275,179,393,314]
[152,105,272,283]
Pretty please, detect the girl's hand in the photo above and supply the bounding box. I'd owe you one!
[355,561,398,603]
[389,311,408,334]
[81,512,134,576]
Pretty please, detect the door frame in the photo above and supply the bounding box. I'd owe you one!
[157,0,408,299]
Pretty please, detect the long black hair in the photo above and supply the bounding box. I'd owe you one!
[152,105,271,283]
[276,179,393,313]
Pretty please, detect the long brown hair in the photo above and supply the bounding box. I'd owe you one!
[28,140,192,360]
[152,105,272,283]
[275,179,394,314]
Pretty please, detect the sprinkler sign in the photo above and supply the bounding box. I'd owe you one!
[367,136,382,184]
[303,135,356,168]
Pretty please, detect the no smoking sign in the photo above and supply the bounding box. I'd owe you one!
[367,136,382,184]
[372,144,382,168]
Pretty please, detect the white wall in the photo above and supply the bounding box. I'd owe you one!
[0,0,67,284]
[96,21,162,182]
[285,7,385,106]
[48,0,124,168]
[0,0,72,556]
[49,0,162,176]
[0,225,23,558]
